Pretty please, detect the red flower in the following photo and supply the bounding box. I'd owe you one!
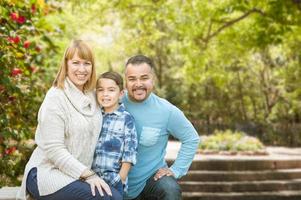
[8,36,20,44]
[35,45,41,52]
[31,4,36,14]
[4,146,17,155]
[17,15,26,24]
[30,66,38,73]
[11,68,22,76]
[10,12,26,24]
[24,40,31,48]
[8,96,16,102]
[10,12,18,21]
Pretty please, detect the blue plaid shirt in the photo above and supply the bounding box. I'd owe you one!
[92,104,137,191]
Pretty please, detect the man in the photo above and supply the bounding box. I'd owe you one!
[122,55,200,200]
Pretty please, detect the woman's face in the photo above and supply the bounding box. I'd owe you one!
[67,51,92,91]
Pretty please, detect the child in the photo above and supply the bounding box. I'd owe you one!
[92,71,138,197]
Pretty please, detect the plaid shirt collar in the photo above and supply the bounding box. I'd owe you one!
[101,103,125,116]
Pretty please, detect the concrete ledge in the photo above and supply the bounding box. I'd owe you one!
[182,191,301,200]
[0,187,19,200]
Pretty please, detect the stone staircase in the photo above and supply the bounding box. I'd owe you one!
[1,144,301,200]
[173,156,301,200]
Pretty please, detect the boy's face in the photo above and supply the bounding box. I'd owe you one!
[96,78,123,113]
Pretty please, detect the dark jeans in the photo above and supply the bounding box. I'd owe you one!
[26,167,122,200]
[113,180,123,197]
[131,173,182,200]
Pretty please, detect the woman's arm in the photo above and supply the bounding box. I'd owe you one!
[36,91,87,179]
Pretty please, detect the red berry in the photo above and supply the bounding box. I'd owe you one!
[31,5,36,14]
[17,16,26,24]
[30,66,37,73]
[10,12,18,21]
[24,40,30,48]
[11,68,22,76]
[8,36,20,44]
[8,96,16,102]
[35,45,41,52]
[4,146,16,155]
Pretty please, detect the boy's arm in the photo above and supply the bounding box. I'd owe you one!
[119,162,132,183]
[120,114,138,183]
[122,114,138,164]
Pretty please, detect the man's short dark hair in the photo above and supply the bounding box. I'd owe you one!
[125,55,155,69]
[97,71,123,91]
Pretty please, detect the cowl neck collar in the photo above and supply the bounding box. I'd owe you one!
[63,77,96,116]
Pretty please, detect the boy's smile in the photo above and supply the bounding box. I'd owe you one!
[96,78,123,113]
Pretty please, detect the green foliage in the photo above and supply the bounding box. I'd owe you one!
[81,0,301,146]
[0,0,61,186]
[1,0,301,186]
[199,129,265,152]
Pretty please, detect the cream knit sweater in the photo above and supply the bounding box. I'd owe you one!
[16,78,102,200]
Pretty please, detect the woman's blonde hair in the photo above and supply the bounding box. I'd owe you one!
[53,40,96,91]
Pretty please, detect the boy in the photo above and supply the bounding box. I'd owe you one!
[92,71,138,196]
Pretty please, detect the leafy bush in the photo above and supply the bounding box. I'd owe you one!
[0,0,61,186]
[199,129,265,153]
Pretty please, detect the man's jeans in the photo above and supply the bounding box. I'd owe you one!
[132,173,182,200]
[26,167,122,200]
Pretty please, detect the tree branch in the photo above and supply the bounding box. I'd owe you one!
[203,8,265,42]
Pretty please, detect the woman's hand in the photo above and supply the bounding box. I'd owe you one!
[85,175,112,197]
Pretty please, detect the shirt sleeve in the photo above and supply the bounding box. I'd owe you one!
[167,105,200,179]
[36,91,87,179]
[122,114,138,165]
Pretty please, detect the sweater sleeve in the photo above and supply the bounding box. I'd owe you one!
[36,90,87,179]
[167,106,200,179]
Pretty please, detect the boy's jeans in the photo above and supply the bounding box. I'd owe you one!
[113,180,123,197]
[132,173,181,200]
[26,167,122,200]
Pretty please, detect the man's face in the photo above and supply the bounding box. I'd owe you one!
[125,63,154,102]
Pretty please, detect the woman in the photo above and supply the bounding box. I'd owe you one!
[17,40,121,200]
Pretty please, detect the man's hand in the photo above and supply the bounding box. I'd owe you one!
[154,167,175,181]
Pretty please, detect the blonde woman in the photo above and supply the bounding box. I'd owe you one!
[17,40,121,200]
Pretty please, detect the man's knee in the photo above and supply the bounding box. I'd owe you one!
[157,176,181,199]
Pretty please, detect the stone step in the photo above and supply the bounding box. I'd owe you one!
[0,187,19,200]
[185,159,301,171]
[179,179,301,192]
[182,190,301,200]
[181,169,301,182]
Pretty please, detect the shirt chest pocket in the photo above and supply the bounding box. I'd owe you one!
[139,127,161,146]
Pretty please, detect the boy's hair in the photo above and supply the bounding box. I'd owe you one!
[125,54,155,70]
[97,71,123,91]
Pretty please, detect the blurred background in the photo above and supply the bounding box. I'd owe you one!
[1,0,301,186]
